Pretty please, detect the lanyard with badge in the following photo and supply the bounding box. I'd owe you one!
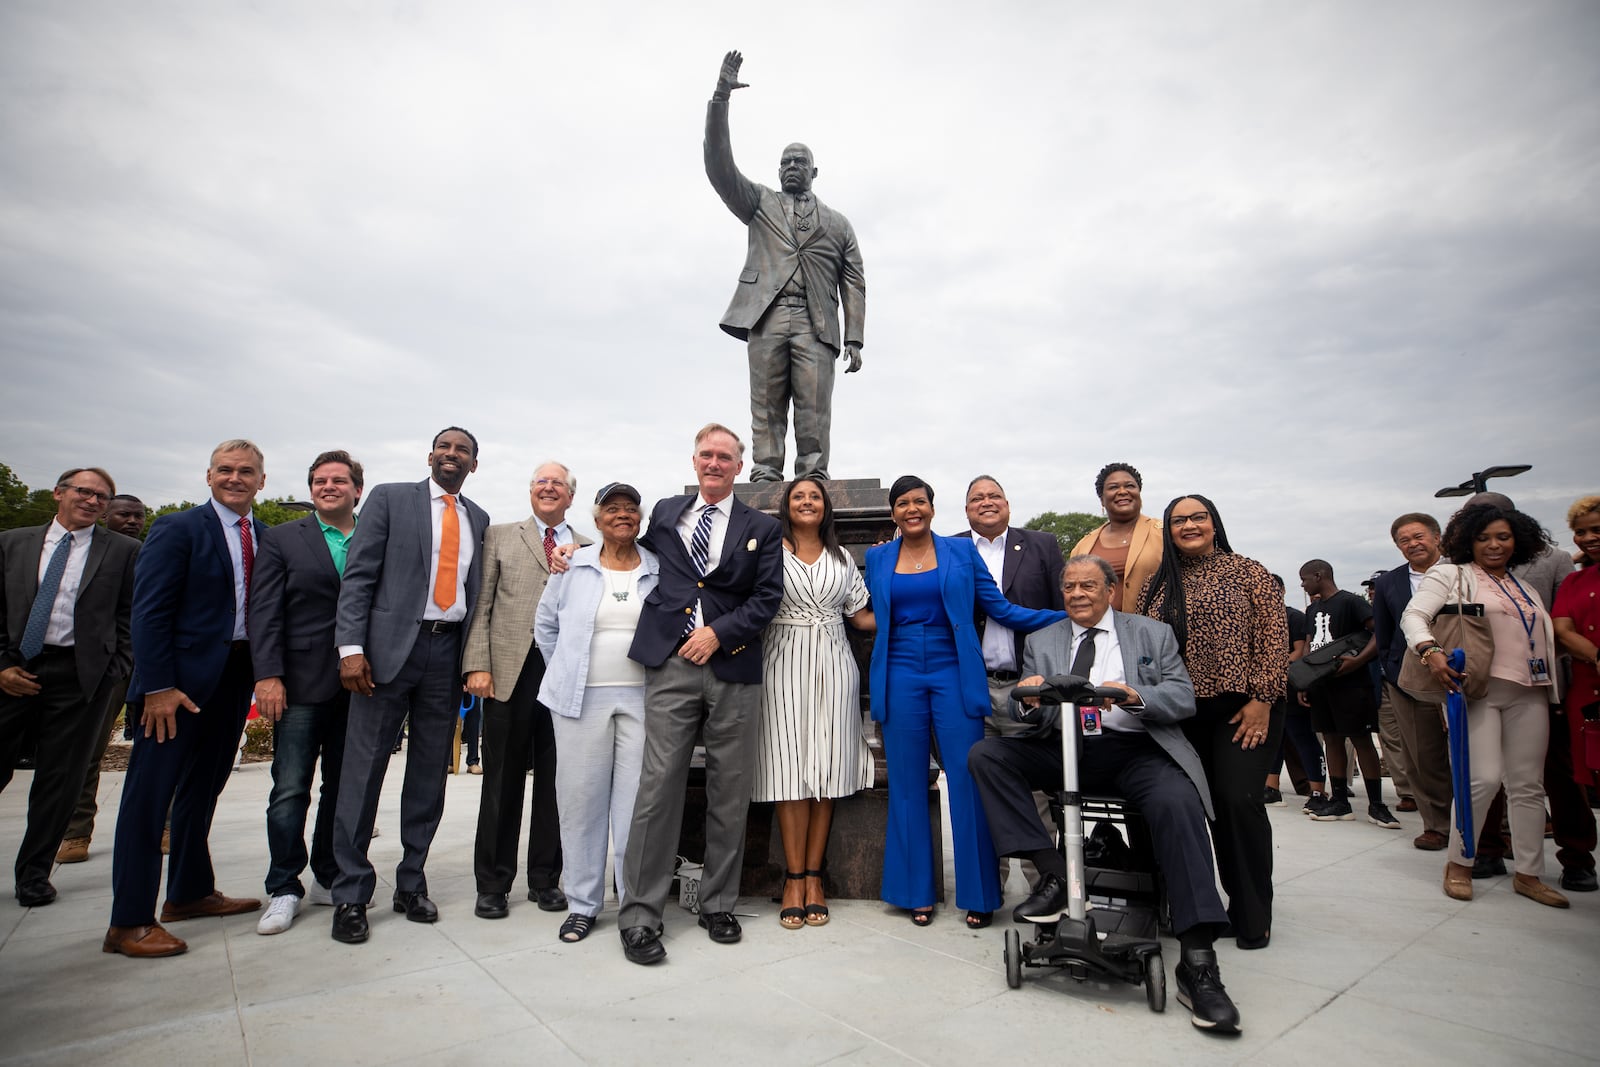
[1486,571,1549,684]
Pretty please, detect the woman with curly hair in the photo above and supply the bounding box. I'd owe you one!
[1138,494,1287,949]
[1402,502,1567,907]
[1072,462,1163,613]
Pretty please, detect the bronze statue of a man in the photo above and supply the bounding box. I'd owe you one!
[705,50,865,483]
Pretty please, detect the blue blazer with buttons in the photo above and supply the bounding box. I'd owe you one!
[864,533,1064,722]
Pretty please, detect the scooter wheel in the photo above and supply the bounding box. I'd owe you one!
[1144,950,1166,1013]
[1004,928,1022,989]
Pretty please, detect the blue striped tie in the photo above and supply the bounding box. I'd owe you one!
[20,532,73,660]
[684,504,715,636]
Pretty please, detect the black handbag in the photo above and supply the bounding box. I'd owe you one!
[1287,630,1370,692]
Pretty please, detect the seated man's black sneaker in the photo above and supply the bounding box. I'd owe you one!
[1013,873,1069,923]
[1175,947,1241,1034]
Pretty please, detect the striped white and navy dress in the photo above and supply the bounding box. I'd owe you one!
[753,548,873,802]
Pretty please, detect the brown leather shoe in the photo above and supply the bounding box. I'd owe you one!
[1414,830,1449,851]
[56,838,91,864]
[1397,797,1418,813]
[160,892,262,922]
[103,923,187,958]
[1513,875,1570,909]
[1443,862,1473,901]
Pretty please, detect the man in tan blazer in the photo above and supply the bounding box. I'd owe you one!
[463,462,591,919]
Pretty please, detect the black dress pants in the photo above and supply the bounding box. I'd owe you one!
[1183,693,1283,941]
[0,648,116,885]
[968,729,1228,937]
[473,644,562,894]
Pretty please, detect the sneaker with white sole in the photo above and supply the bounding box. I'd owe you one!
[257,893,301,935]
[1368,803,1402,829]
[1300,792,1328,815]
[305,881,334,906]
[1308,796,1355,821]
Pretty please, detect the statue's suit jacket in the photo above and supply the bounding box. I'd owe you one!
[249,515,344,705]
[0,524,138,700]
[1020,610,1214,818]
[958,526,1066,667]
[335,480,490,686]
[705,98,865,353]
[462,517,592,698]
[629,494,784,686]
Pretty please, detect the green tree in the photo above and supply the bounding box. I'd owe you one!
[142,496,306,537]
[0,464,59,532]
[1024,511,1103,556]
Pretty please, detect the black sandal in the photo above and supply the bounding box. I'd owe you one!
[803,869,830,927]
[558,913,595,943]
[965,910,993,929]
[779,871,806,930]
[910,908,934,927]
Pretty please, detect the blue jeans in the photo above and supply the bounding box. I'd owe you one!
[264,693,349,898]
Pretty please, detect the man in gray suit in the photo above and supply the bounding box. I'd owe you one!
[968,555,1241,1035]
[329,428,490,943]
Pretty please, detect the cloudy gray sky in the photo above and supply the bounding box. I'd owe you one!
[3,0,1596,599]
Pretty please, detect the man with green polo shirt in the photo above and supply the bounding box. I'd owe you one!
[248,450,363,934]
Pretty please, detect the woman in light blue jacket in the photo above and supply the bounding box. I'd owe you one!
[536,482,660,943]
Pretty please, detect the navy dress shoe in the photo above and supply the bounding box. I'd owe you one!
[393,890,438,923]
[332,903,369,943]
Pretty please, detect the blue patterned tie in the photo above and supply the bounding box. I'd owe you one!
[684,504,715,636]
[20,532,73,660]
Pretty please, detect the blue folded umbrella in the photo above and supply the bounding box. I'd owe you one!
[459,693,479,720]
[1444,649,1473,859]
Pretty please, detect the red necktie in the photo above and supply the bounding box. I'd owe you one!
[543,525,556,569]
[239,516,254,622]
[435,495,459,610]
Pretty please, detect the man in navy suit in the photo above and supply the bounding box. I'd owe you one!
[249,450,363,935]
[1,467,138,908]
[329,428,490,943]
[617,423,783,965]
[1372,513,1453,852]
[105,441,267,958]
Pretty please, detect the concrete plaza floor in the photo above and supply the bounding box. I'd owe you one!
[1,756,1596,1066]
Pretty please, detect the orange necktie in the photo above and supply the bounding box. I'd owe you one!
[434,494,459,610]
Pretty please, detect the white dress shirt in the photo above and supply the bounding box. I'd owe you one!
[1071,610,1144,734]
[37,519,94,647]
[973,530,1017,671]
[677,493,730,629]
[423,480,474,623]
[209,497,254,641]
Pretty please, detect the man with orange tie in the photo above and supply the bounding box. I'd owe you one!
[328,428,490,944]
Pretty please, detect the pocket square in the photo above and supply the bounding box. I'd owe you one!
[746,538,757,551]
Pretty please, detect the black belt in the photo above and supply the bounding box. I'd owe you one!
[986,669,1020,683]
[33,645,75,660]
[421,620,463,634]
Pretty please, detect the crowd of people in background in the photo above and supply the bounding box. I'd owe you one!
[1,434,1595,1040]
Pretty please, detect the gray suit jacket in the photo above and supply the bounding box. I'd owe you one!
[1020,609,1213,818]
[461,518,592,699]
[335,480,490,686]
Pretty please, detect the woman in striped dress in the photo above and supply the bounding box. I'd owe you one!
[754,477,876,930]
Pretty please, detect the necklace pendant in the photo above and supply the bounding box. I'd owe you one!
[612,591,629,601]
[914,561,923,570]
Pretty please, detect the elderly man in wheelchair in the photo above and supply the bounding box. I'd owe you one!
[967,555,1242,1034]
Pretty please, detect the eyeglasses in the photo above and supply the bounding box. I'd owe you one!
[1169,511,1211,527]
[63,485,110,503]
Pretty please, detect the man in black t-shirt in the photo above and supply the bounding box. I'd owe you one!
[1298,560,1397,829]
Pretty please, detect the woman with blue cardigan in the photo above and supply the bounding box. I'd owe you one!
[865,476,1065,927]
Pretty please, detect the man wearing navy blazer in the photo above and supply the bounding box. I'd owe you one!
[1,467,138,909]
[105,441,268,958]
[968,555,1241,1035]
[617,423,784,965]
[329,428,490,944]
[249,450,363,935]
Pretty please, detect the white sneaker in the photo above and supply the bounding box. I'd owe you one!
[305,881,334,907]
[257,893,301,935]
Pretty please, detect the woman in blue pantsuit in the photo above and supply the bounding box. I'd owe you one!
[865,476,1064,928]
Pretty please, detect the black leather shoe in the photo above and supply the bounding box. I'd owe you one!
[529,886,568,912]
[1472,856,1507,879]
[1175,948,1241,1034]
[15,879,57,907]
[331,903,368,943]
[1560,867,1598,892]
[1013,873,1068,923]
[698,910,742,944]
[393,890,438,923]
[620,925,666,965]
[475,892,509,919]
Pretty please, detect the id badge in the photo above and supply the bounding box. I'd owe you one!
[1529,658,1551,684]
[1080,707,1103,737]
